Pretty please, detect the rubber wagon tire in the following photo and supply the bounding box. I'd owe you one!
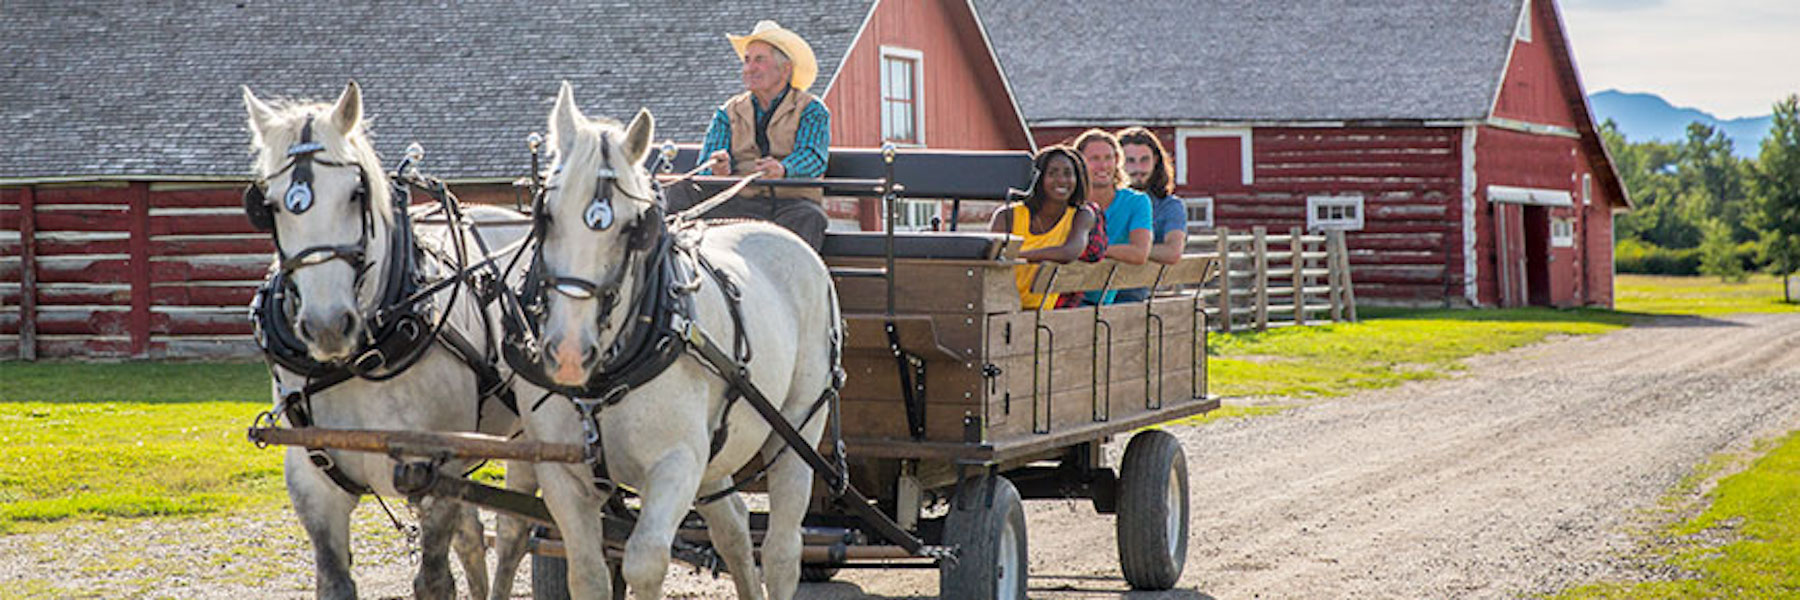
[1116,428,1190,590]
[530,553,625,599]
[939,474,1029,600]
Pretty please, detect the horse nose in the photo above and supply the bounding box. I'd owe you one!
[298,307,359,355]
[544,333,597,385]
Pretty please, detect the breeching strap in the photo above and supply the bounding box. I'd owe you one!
[677,317,929,556]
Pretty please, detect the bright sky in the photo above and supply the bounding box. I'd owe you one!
[1561,0,1800,119]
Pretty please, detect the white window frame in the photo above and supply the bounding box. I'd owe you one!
[1184,196,1214,232]
[1516,0,1533,42]
[1307,194,1364,231]
[891,198,941,231]
[1174,128,1253,187]
[1550,217,1575,247]
[879,46,925,147]
[1582,173,1593,206]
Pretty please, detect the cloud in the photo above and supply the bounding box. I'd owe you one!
[1562,0,1800,118]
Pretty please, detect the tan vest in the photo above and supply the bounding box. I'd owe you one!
[725,88,824,201]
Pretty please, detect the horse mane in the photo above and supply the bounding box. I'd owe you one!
[549,115,654,209]
[246,97,394,225]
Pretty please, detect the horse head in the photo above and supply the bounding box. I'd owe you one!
[535,81,659,387]
[243,81,394,363]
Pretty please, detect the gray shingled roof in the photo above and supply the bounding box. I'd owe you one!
[972,0,1524,123]
[1,1,870,180]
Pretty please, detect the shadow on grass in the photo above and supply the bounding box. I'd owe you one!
[0,361,270,404]
[1355,306,1751,329]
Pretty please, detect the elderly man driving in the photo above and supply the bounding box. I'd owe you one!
[697,20,831,250]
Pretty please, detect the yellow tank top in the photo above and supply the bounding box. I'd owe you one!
[1009,202,1074,309]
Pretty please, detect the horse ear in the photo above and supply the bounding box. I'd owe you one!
[623,108,655,165]
[549,81,583,160]
[330,81,363,133]
[243,85,278,143]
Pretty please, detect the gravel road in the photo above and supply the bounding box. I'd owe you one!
[8,312,1800,599]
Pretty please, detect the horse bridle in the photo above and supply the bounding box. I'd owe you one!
[243,115,376,281]
[522,136,666,341]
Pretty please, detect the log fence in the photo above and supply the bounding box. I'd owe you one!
[1189,226,1357,332]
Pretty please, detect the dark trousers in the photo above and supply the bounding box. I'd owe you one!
[679,192,828,251]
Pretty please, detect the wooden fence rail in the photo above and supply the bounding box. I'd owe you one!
[1188,226,1357,332]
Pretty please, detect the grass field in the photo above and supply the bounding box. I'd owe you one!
[1615,274,1800,316]
[1549,431,1800,599]
[0,275,1793,538]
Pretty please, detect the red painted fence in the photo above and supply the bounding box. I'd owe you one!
[2,183,269,360]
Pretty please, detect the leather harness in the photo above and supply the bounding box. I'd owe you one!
[248,121,518,496]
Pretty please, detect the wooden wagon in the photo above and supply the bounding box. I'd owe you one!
[250,146,1219,598]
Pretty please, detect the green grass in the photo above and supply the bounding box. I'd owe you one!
[1615,274,1800,317]
[1206,306,1631,399]
[1549,432,1800,599]
[0,363,281,533]
[0,361,272,404]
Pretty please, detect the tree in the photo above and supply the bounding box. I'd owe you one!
[1698,219,1745,282]
[1753,95,1800,301]
[1678,123,1754,242]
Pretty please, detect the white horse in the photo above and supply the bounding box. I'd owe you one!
[519,82,840,599]
[242,81,539,600]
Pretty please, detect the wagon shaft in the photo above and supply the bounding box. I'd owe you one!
[247,426,588,463]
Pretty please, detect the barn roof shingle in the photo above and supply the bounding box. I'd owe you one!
[971,0,1525,124]
[0,1,872,181]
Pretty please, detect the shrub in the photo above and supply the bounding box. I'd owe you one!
[1615,239,1701,275]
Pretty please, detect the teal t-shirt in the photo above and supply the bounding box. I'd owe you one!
[1085,188,1155,304]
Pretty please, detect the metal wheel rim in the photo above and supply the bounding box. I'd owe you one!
[998,516,1023,598]
[1165,460,1183,558]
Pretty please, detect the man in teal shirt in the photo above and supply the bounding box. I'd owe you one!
[1074,129,1153,304]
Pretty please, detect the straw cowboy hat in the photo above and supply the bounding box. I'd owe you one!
[728,20,818,91]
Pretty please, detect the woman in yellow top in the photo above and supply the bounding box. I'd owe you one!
[988,145,1102,309]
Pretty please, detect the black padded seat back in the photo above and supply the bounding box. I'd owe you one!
[651,145,1034,200]
[821,231,1014,260]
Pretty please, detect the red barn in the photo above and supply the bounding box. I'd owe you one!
[977,0,1631,307]
[0,0,1030,359]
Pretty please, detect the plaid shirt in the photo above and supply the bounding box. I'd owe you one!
[1055,203,1110,308]
[699,93,831,178]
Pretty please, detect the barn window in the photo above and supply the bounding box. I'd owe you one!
[1551,217,1575,247]
[890,198,940,231]
[1307,194,1364,231]
[1175,128,1252,188]
[1582,173,1593,206]
[1184,196,1214,232]
[1516,0,1533,42]
[880,46,924,146]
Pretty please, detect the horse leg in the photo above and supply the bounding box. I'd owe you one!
[693,480,765,600]
[760,446,819,600]
[488,459,538,600]
[285,449,360,600]
[623,451,704,600]
[452,503,489,600]
[538,461,617,598]
[413,496,463,600]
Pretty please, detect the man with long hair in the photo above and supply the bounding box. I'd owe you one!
[1075,128,1154,304]
[1115,127,1190,302]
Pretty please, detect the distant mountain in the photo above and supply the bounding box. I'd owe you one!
[1588,90,1772,158]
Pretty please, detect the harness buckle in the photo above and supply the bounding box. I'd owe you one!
[308,448,338,471]
[354,347,388,373]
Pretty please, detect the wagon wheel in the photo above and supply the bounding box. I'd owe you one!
[530,553,625,599]
[1116,429,1190,590]
[939,474,1029,600]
